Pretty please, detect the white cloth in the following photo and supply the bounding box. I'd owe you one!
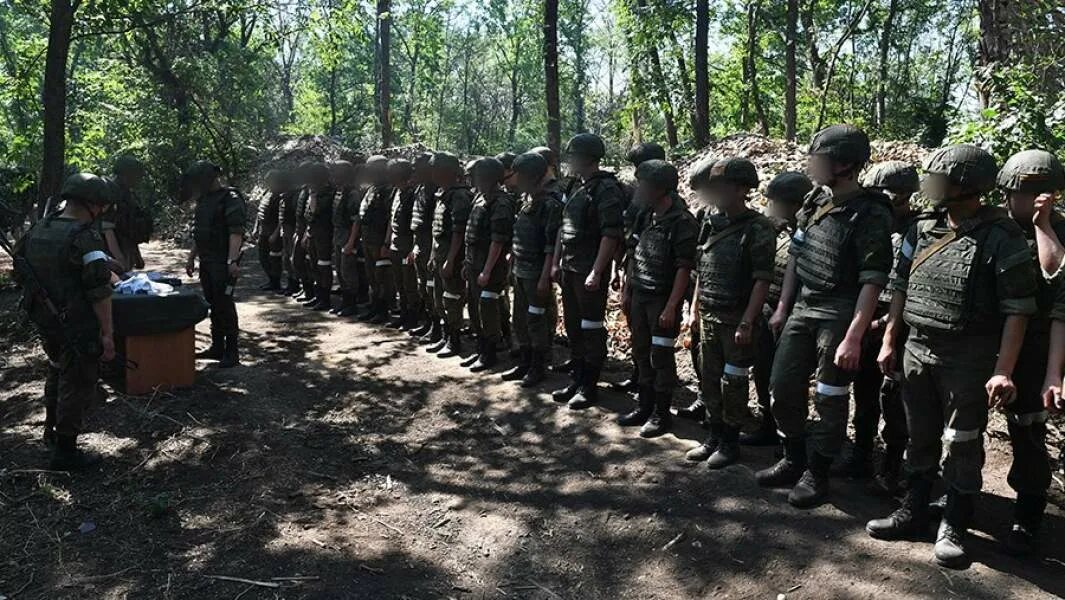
[114,273,176,296]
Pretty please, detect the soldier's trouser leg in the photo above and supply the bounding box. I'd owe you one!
[515,276,555,351]
[355,250,369,302]
[42,336,62,432]
[340,250,361,292]
[415,251,435,317]
[700,317,755,429]
[51,339,100,437]
[281,225,295,276]
[467,278,483,338]
[513,275,531,350]
[632,291,681,393]
[752,316,776,417]
[441,271,465,329]
[1005,336,1052,506]
[306,239,319,289]
[770,312,853,458]
[852,328,885,448]
[201,261,239,337]
[258,235,272,278]
[629,294,654,391]
[903,350,989,494]
[362,244,379,301]
[477,271,506,344]
[561,270,608,369]
[314,238,333,293]
[392,251,419,313]
[432,270,446,319]
[292,236,309,283]
[372,251,395,308]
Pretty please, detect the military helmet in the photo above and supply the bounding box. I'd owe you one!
[625,142,666,167]
[266,168,292,187]
[687,157,717,190]
[113,154,144,176]
[636,159,679,192]
[305,161,331,183]
[512,152,549,182]
[923,144,998,194]
[388,158,414,179]
[808,124,871,166]
[862,161,919,194]
[430,151,462,173]
[471,157,505,184]
[494,152,517,171]
[529,145,558,168]
[766,171,814,205]
[184,160,221,182]
[564,133,606,160]
[414,152,434,168]
[60,173,110,206]
[997,149,1065,194]
[366,154,389,168]
[707,157,760,188]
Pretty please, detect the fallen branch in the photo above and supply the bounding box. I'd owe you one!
[61,567,135,587]
[527,579,563,600]
[204,575,281,588]
[348,506,405,535]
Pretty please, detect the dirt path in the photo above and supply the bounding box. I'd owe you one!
[2,241,1064,600]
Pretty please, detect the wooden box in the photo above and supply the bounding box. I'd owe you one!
[120,327,196,395]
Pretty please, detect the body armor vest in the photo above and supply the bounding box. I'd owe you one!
[766,229,792,308]
[390,187,416,251]
[631,207,683,294]
[333,187,355,232]
[258,193,281,232]
[794,193,888,292]
[294,188,309,233]
[194,188,241,259]
[560,173,613,244]
[280,190,297,226]
[21,217,94,328]
[359,185,392,244]
[697,214,759,309]
[411,184,438,236]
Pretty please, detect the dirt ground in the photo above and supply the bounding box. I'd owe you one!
[2,241,1065,600]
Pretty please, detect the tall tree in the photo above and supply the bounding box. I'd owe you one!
[376,0,394,147]
[693,0,709,146]
[38,0,78,216]
[784,0,798,142]
[874,0,900,130]
[976,0,1013,108]
[742,0,768,135]
[634,0,677,148]
[544,0,561,153]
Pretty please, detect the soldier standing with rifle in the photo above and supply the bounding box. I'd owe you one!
[256,169,288,292]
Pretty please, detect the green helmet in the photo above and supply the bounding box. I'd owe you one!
[707,157,760,188]
[305,162,331,184]
[184,160,221,185]
[565,133,606,160]
[494,152,517,171]
[766,171,814,205]
[113,154,144,176]
[997,149,1065,194]
[862,161,919,194]
[471,157,505,184]
[414,152,434,168]
[430,151,462,173]
[388,158,414,180]
[923,144,998,194]
[512,152,549,182]
[635,159,679,192]
[687,157,717,190]
[625,142,666,167]
[529,146,558,168]
[808,124,871,165]
[60,173,110,206]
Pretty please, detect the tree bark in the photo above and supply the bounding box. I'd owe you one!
[544,0,561,155]
[38,0,77,218]
[814,0,874,131]
[743,1,768,135]
[694,0,709,147]
[784,0,798,142]
[976,0,1014,108]
[375,0,393,147]
[636,0,677,148]
[874,0,899,129]
[801,0,824,90]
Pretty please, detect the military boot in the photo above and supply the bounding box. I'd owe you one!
[369,301,392,324]
[501,348,531,382]
[756,437,807,488]
[437,329,462,358]
[934,492,974,569]
[411,314,433,337]
[707,425,741,469]
[550,358,577,374]
[312,287,333,311]
[1003,494,1046,557]
[294,281,313,302]
[43,406,57,447]
[355,301,377,321]
[427,325,450,353]
[218,334,240,368]
[521,350,546,388]
[470,341,497,372]
[401,310,420,331]
[609,365,639,393]
[639,391,673,438]
[928,493,948,522]
[567,365,600,410]
[685,424,721,462]
[259,277,281,292]
[50,435,102,471]
[740,411,779,446]
[282,277,301,296]
[461,339,483,367]
[196,333,225,360]
[868,444,905,496]
[301,289,321,308]
[831,440,874,479]
[338,293,359,317]
[551,360,584,404]
[675,392,707,421]
[388,308,406,329]
[617,386,654,427]
[788,452,833,508]
[421,320,443,345]
[866,476,932,540]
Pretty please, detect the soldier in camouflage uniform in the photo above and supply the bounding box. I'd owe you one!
[428,152,475,357]
[14,173,115,470]
[351,156,394,323]
[493,151,517,348]
[303,162,337,311]
[995,149,1065,556]
[410,153,442,341]
[501,152,563,387]
[183,161,248,367]
[551,134,625,409]
[463,157,515,371]
[256,169,288,292]
[280,162,306,296]
[866,145,1037,570]
[679,158,774,466]
[617,160,698,437]
[331,159,363,316]
[291,161,315,303]
[101,155,149,272]
[833,161,920,492]
[756,125,894,509]
[744,171,812,446]
[386,159,419,329]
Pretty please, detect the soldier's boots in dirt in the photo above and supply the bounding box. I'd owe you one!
[501,349,531,382]
[401,311,420,331]
[552,360,584,403]
[294,281,313,301]
[337,293,359,317]
[311,287,333,311]
[43,408,57,447]
[437,330,462,358]
[685,426,721,462]
[1003,494,1046,557]
[706,425,741,470]
[218,335,240,369]
[927,493,948,522]
[470,341,497,373]
[831,441,874,479]
[521,351,547,388]
[617,386,654,427]
[609,365,639,393]
[282,278,301,296]
[639,392,673,438]
[866,477,932,540]
[369,301,391,324]
[788,452,833,508]
[259,277,282,292]
[355,302,376,321]
[868,444,905,496]
[196,334,225,360]
[675,393,707,421]
[421,320,444,346]
[567,366,600,410]
[427,325,450,353]
[934,492,974,569]
[740,412,779,446]
[50,435,102,471]
[550,358,577,374]
[461,340,482,367]
[756,437,807,488]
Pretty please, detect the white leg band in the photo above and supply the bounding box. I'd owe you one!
[528,305,546,315]
[426,280,436,288]
[443,291,461,300]
[269,251,284,257]
[723,363,749,377]
[480,290,500,299]
[580,319,605,330]
[317,260,333,266]
[942,427,981,443]
[815,381,849,396]
[651,336,676,347]
[375,259,391,267]
[82,250,108,264]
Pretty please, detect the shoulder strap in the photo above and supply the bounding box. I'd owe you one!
[910,208,1006,272]
[704,219,749,248]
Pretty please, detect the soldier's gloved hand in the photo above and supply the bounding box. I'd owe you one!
[100,333,116,362]
[986,374,1017,409]
[877,338,897,376]
[833,335,862,371]
[1041,376,1063,412]
[734,321,753,346]
[343,242,355,256]
[584,270,602,292]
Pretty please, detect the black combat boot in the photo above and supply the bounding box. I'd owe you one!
[617,386,654,427]
[427,325,450,353]
[639,391,673,438]
[355,300,376,321]
[196,333,225,360]
[831,440,874,479]
[336,293,357,317]
[756,437,807,488]
[370,301,392,324]
[866,476,932,540]
[521,350,546,388]
[461,339,483,367]
[301,288,321,307]
[789,451,833,508]
[928,493,948,522]
[552,360,584,404]
[868,443,906,496]
[934,492,974,569]
[501,348,531,382]
[421,320,443,345]
[401,310,420,331]
[550,358,577,374]
[470,341,497,372]
[739,411,779,446]
[609,364,639,393]
[283,277,301,296]
[411,314,433,337]
[567,365,600,410]
[50,435,102,471]
[218,334,240,368]
[294,281,313,301]
[685,424,721,462]
[1003,494,1046,557]
[312,287,333,311]
[388,308,406,328]
[438,329,462,358]
[707,425,741,469]
[43,406,57,447]
[259,277,281,292]
[675,392,707,421]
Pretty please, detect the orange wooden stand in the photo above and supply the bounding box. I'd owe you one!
[122,327,196,395]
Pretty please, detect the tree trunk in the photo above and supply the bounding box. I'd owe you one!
[38,0,76,218]
[784,0,798,142]
[801,0,824,90]
[665,27,694,140]
[508,63,521,146]
[874,0,899,129]
[814,0,874,131]
[544,0,561,155]
[976,0,1013,108]
[375,0,393,147]
[694,0,709,147]
[744,1,769,135]
[636,0,677,148]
